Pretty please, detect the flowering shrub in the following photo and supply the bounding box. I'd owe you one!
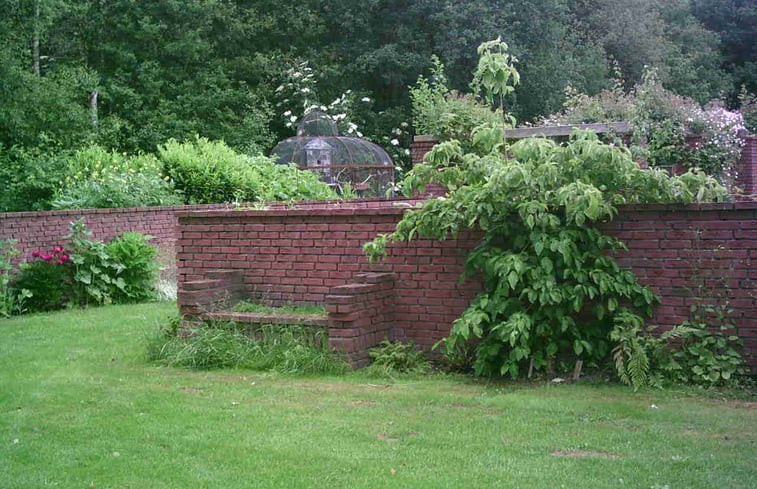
[543,70,747,189]
[13,246,71,312]
[686,104,746,188]
[50,145,182,209]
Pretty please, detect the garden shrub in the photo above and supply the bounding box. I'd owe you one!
[106,232,159,303]
[1,239,31,317]
[12,247,71,313]
[51,145,182,209]
[158,137,339,204]
[66,220,126,307]
[543,69,746,189]
[410,56,504,150]
[365,39,729,386]
[0,147,69,212]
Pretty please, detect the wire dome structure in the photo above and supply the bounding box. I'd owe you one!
[270,111,394,196]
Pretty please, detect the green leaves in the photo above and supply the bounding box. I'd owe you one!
[471,37,520,107]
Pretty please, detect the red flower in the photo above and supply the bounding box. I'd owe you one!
[31,250,41,258]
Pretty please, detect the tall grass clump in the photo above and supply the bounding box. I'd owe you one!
[148,321,348,375]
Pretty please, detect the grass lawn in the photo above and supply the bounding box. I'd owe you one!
[1,303,755,488]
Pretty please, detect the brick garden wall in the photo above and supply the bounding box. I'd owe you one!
[177,200,757,367]
[177,200,481,352]
[0,204,231,262]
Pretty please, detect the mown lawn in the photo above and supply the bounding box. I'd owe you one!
[1,303,755,488]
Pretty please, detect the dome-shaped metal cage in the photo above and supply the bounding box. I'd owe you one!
[271,111,394,196]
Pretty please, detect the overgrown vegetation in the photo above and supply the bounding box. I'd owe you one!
[543,69,747,188]
[363,339,431,377]
[148,320,347,375]
[366,41,740,389]
[4,220,162,314]
[2,1,754,211]
[232,301,327,316]
[159,137,338,204]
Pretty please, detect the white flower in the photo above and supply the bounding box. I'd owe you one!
[400,122,408,128]
[361,97,371,102]
[356,131,363,137]
[283,110,292,116]
[404,149,410,155]
[290,115,297,122]
[293,71,302,78]
[300,88,311,94]
[390,139,399,146]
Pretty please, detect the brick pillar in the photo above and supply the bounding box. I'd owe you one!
[326,272,396,366]
[409,135,446,197]
[737,136,756,196]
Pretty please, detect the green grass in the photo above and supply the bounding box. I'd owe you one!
[149,322,348,374]
[1,303,755,488]
[232,301,327,316]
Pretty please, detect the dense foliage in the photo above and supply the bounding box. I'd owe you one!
[543,70,747,188]
[2,221,162,314]
[365,39,738,386]
[158,138,339,204]
[366,130,727,382]
[0,1,752,166]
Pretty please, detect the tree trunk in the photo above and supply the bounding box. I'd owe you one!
[32,0,40,76]
[89,90,99,127]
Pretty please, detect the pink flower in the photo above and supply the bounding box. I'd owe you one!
[54,246,63,254]
[31,250,41,258]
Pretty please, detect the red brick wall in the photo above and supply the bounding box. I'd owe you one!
[177,200,757,366]
[0,204,232,262]
[177,200,480,351]
[599,202,757,363]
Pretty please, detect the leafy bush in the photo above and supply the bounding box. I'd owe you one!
[12,247,71,313]
[410,56,504,149]
[364,339,431,376]
[106,233,159,303]
[52,172,182,209]
[149,321,348,375]
[365,129,726,380]
[0,147,68,212]
[66,220,127,307]
[50,145,182,209]
[1,239,31,317]
[543,70,746,188]
[158,137,339,204]
[666,318,748,386]
[368,43,729,382]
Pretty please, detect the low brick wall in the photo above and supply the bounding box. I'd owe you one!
[177,200,480,354]
[327,272,397,366]
[177,200,757,367]
[0,204,232,262]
